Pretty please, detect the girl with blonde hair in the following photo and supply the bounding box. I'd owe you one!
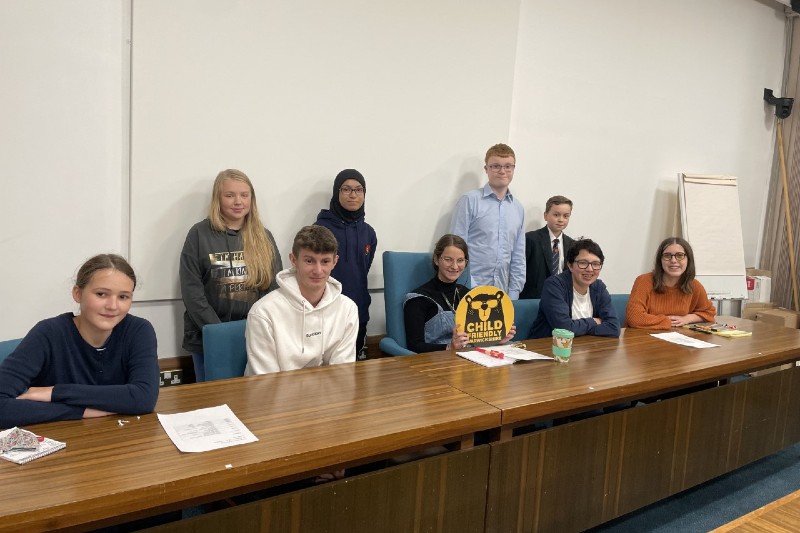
[180,169,282,381]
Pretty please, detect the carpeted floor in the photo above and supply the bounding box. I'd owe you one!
[587,442,800,532]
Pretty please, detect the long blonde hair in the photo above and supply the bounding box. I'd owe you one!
[208,169,275,290]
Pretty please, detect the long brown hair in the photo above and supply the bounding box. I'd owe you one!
[208,169,275,290]
[652,236,696,294]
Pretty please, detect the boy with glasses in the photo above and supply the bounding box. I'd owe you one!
[245,225,358,374]
[528,238,619,339]
[520,195,575,299]
[624,236,715,329]
[450,143,525,299]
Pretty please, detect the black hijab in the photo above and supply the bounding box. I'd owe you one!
[330,169,366,223]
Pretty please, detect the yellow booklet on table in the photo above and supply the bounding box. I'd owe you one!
[683,323,752,338]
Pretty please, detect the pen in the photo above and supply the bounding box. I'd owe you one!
[475,347,504,359]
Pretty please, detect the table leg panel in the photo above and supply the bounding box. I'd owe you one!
[734,371,793,468]
[145,445,491,533]
[679,385,736,490]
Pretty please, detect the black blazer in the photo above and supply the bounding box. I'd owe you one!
[519,227,575,299]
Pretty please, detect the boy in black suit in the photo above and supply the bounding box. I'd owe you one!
[520,196,574,299]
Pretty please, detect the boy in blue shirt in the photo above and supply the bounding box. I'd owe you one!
[449,143,525,299]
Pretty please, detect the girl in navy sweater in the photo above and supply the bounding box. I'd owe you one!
[0,254,159,428]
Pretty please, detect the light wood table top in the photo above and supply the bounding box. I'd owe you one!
[400,317,800,426]
[0,357,500,532]
[712,488,800,532]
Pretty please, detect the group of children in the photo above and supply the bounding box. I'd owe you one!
[0,142,716,429]
[179,168,375,382]
[405,143,716,352]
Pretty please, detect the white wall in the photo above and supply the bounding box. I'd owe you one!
[128,0,520,300]
[508,0,786,293]
[0,0,788,358]
[0,2,127,335]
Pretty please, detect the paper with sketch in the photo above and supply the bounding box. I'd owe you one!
[650,332,720,348]
[158,404,258,453]
[457,345,553,367]
[457,350,515,367]
[498,346,553,361]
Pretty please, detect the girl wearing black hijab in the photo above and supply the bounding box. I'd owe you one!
[315,169,377,359]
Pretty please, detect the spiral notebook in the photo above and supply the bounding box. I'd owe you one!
[0,437,66,465]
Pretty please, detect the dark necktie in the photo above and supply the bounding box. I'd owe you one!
[552,238,560,274]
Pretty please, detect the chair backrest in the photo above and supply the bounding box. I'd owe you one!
[610,293,629,325]
[512,299,540,341]
[202,320,247,381]
[382,251,470,350]
[0,339,22,364]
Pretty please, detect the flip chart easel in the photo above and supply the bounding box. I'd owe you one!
[678,174,748,310]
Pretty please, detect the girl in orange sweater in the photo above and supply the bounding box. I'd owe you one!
[625,237,716,329]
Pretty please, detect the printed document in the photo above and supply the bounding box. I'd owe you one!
[158,404,258,453]
[650,332,720,349]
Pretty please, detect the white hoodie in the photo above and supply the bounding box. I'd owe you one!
[245,268,358,375]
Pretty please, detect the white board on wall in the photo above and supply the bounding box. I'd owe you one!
[129,0,521,301]
[679,174,748,299]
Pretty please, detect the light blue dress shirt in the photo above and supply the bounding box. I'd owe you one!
[450,183,526,299]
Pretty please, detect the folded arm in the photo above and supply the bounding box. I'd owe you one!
[539,282,596,336]
[51,321,160,415]
[591,288,621,337]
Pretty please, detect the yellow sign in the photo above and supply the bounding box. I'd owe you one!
[455,286,514,346]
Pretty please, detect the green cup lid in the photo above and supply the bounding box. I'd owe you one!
[552,328,575,338]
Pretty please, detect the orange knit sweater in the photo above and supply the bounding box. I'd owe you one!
[624,273,716,329]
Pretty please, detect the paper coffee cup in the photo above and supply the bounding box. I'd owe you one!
[552,329,575,362]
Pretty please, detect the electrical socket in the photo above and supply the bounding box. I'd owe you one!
[159,369,183,387]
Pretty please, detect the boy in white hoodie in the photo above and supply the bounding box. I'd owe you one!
[245,225,359,375]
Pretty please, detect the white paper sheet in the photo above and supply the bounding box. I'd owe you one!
[650,332,720,349]
[457,350,516,367]
[457,345,554,367]
[157,404,258,453]
[495,346,554,361]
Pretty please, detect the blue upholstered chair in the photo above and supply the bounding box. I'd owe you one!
[380,251,470,356]
[511,299,540,341]
[0,338,22,364]
[202,320,247,381]
[610,294,630,325]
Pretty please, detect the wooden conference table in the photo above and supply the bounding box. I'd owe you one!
[401,318,800,531]
[1,317,799,532]
[0,359,499,532]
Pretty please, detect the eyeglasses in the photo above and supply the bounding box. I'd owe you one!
[661,252,687,261]
[487,164,515,172]
[339,186,365,196]
[440,256,468,267]
[575,260,603,270]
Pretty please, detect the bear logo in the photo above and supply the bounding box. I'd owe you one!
[466,291,505,323]
[455,287,514,345]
